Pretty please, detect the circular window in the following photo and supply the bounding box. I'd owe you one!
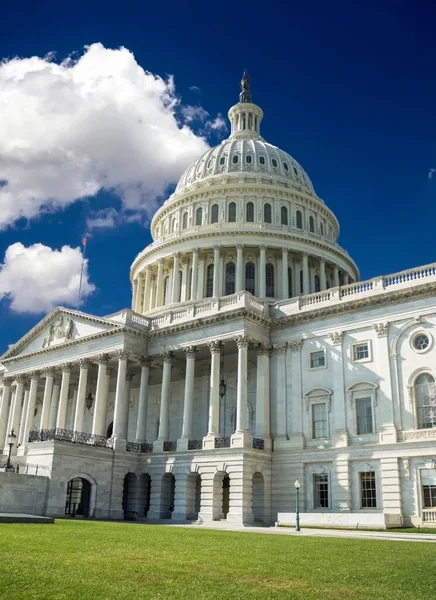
[413,333,431,352]
[272,159,278,168]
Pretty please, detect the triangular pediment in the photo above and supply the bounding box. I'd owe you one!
[1,307,124,361]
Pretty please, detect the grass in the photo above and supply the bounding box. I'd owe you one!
[279,524,436,534]
[0,520,435,600]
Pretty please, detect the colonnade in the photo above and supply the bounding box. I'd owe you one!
[0,338,272,454]
[132,245,353,313]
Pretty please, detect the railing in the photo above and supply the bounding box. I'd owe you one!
[214,437,231,449]
[0,461,51,477]
[188,439,203,450]
[163,441,177,452]
[29,429,112,449]
[422,510,436,523]
[126,441,153,454]
[252,438,265,450]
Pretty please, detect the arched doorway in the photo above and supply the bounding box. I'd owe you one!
[123,473,138,520]
[65,477,91,517]
[186,473,201,520]
[106,422,113,438]
[252,472,265,523]
[138,473,151,518]
[213,472,230,520]
[160,473,175,519]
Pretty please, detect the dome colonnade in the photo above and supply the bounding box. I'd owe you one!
[131,71,358,313]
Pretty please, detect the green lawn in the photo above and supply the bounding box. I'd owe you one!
[1,521,436,600]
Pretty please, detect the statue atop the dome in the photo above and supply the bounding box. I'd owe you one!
[239,70,252,103]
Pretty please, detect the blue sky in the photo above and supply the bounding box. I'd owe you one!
[1,0,436,354]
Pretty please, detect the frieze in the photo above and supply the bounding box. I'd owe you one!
[402,429,436,441]
[41,315,75,349]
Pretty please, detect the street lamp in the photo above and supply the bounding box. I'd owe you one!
[294,478,301,532]
[5,429,17,471]
[85,391,94,411]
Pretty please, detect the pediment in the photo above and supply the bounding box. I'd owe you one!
[1,308,123,361]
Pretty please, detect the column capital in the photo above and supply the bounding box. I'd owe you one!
[23,380,31,392]
[15,373,26,384]
[192,247,199,256]
[281,247,288,255]
[260,245,267,252]
[272,343,287,355]
[116,350,131,361]
[236,244,244,251]
[373,322,389,337]
[329,331,344,344]
[161,351,174,363]
[213,245,220,254]
[207,340,222,354]
[43,367,55,378]
[96,353,111,365]
[2,377,13,388]
[234,335,250,349]
[172,252,179,259]
[289,339,303,352]
[158,258,164,266]
[28,370,40,380]
[184,345,198,359]
[53,375,62,386]
[61,362,72,373]
[255,343,272,356]
[79,358,91,369]
[139,355,153,367]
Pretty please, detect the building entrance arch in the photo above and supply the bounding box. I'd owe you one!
[65,477,91,517]
[252,472,265,523]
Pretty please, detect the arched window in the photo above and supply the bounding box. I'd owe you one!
[265,264,274,297]
[182,212,188,230]
[178,271,183,303]
[225,263,236,295]
[314,275,320,292]
[288,266,293,298]
[309,216,315,233]
[245,262,255,295]
[228,202,236,222]
[415,374,436,429]
[196,207,203,226]
[211,204,219,224]
[281,206,288,225]
[206,265,214,298]
[296,210,303,229]
[300,269,303,294]
[187,268,192,300]
[264,203,272,223]
[164,276,170,304]
[171,217,177,233]
[320,222,324,236]
[246,202,254,222]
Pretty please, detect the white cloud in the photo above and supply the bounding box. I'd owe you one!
[0,242,95,313]
[0,43,219,229]
[207,114,227,132]
[428,168,435,180]
[182,105,209,123]
[86,207,118,230]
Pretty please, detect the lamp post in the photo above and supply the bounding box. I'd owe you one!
[294,478,301,532]
[219,345,227,436]
[5,429,17,472]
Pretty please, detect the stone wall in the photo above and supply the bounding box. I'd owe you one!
[0,471,49,515]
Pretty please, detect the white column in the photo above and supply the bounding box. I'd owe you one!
[333,265,339,287]
[171,253,180,304]
[69,386,78,430]
[92,354,111,436]
[132,278,139,312]
[236,244,244,292]
[0,380,12,451]
[73,359,90,433]
[259,246,266,298]
[181,347,197,439]
[40,369,54,430]
[302,253,310,295]
[255,344,270,438]
[143,269,151,312]
[235,336,249,432]
[158,352,173,441]
[212,246,220,297]
[124,370,135,440]
[56,363,71,430]
[22,373,39,448]
[207,341,221,436]
[191,249,199,300]
[8,377,24,453]
[274,344,287,439]
[180,258,189,302]
[112,351,130,442]
[136,356,152,442]
[320,258,327,290]
[343,272,349,285]
[197,252,205,300]
[156,259,164,306]
[48,375,61,429]
[18,385,30,446]
[281,248,289,299]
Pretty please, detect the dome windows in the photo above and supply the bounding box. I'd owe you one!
[309,216,315,233]
[219,156,226,166]
[232,155,239,164]
[293,166,298,177]
[283,162,289,172]
[246,202,254,222]
[245,262,255,295]
[266,264,275,297]
[246,155,252,164]
[207,159,213,169]
[296,210,303,229]
[225,263,236,295]
[195,207,203,226]
[211,204,219,224]
[259,156,265,165]
[182,212,188,230]
[264,203,272,223]
[272,159,278,168]
[281,206,288,225]
[228,202,236,222]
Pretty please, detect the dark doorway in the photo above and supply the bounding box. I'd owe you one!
[65,478,91,517]
[106,422,113,438]
[161,473,176,519]
[222,474,230,518]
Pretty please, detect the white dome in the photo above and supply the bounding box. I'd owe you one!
[175,138,315,196]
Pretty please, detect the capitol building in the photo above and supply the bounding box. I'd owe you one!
[1,73,436,528]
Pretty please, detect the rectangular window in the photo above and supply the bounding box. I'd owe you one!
[312,403,328,438]
[314,474,329,508]
[422,469,436,508]
[353,342,369,361]
[310,350,325,369]
[356,397,373,434]
[360,472,377,508]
